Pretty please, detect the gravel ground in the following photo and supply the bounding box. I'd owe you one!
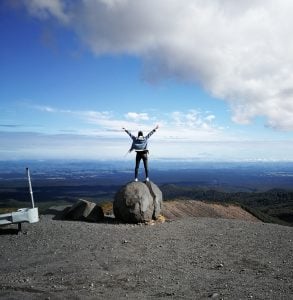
[0,215,292,300]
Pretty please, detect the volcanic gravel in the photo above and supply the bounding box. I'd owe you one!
[0,214,292,299]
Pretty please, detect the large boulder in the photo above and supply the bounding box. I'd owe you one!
[63,199,104,222]
[113,181,163,223]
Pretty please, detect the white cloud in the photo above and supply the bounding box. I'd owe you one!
[125,112,149,121]
[170,110,216,130]
[34,105,56,112]
[20,0,293,130]
[31,105,152,135]
[30,104,225,141]
[21,0,293,131]
[162,110,223,141]
[23,0,69,23]
[205,115,216,122]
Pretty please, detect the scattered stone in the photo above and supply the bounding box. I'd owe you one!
[216,263,224,269]
[209,293,220,298]
[63,199,104,222]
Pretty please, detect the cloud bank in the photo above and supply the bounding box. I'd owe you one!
[21,0,293,130]
[33,104,224,141]
[1,131,292,161]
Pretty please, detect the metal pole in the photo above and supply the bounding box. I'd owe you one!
[26,168,35,208]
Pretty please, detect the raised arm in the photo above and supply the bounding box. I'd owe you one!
[122,127,136,140]
[145,125,159,139]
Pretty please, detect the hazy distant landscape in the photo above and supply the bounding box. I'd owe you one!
[0,160,292,226]
[1,160,293,188]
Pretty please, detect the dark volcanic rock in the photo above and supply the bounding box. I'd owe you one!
[113,181,163,223]
[63,199,104,222]
[146,181,163,219]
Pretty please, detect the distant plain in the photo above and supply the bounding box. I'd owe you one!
[0,160,292,226]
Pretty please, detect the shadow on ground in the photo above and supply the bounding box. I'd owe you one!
[0,226,21,235]
[42,207,121,225]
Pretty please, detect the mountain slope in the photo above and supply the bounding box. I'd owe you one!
[162,200,260,222]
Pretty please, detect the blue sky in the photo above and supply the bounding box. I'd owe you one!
[1,1,293,161]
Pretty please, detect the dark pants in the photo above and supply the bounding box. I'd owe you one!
[135,151,148,178]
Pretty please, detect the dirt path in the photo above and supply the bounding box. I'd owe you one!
[0,214,292,299]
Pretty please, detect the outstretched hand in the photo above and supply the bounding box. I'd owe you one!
[122,127,126,130]
[155,124,159,130]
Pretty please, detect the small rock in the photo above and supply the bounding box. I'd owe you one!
[209,293,219,298]
[63,199,104,222]
[216,263,224,269]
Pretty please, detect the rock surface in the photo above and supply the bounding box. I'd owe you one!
[63,199,104,222]
[113,181,162,223]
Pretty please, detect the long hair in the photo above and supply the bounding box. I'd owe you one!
[138,131,143,137]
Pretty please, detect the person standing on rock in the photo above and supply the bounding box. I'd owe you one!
[122,125,159,182]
